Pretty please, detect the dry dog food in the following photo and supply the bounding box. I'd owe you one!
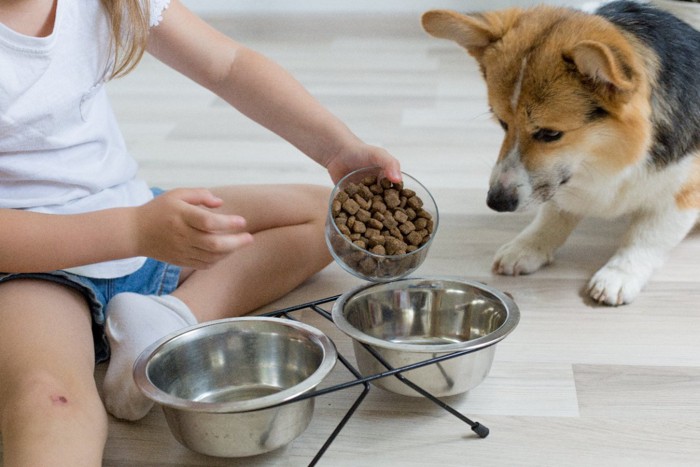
[329,174,435,278]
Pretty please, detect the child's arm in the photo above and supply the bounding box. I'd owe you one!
[0,188,251,273]
[145,0,401,184]
[0,207,138,273]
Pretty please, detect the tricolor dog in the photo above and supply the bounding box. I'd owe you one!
[422,1,700,305]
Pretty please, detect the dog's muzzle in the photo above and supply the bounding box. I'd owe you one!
[487,185,519,212]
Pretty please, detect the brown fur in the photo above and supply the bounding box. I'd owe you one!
[422,7,655,174]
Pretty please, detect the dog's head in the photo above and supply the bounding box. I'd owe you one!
[422,6,653,212]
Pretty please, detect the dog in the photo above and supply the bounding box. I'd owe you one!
[422,1,700,305]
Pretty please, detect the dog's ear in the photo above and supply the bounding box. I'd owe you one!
[421,9,522,59]
[565,40,637,100]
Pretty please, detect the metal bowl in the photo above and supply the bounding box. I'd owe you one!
[331,277,519,397]
[325,166,439,282]
[133,317,337,457]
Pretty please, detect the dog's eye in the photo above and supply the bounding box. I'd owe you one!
[498,119,508,131]
[532,128,563,143]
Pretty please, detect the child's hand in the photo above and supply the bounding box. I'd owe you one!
[325,142,402,185]
[133,188,253,269]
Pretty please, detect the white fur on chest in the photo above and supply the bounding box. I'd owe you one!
[554,156,691,218]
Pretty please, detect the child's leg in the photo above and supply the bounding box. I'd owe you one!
[103,183,332,420]
[0,279,107,467]
[173,183,332,321]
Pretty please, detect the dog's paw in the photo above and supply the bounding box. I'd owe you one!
[492,240,553,276]
[587,265,646,306]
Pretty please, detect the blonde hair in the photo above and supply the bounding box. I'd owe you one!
[101,0,150,79]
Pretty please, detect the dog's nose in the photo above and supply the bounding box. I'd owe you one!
[487,186,519,212]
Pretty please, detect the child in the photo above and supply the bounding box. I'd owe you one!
[0,0,401,465]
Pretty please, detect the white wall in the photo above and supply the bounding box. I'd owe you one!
[181,0,591,14]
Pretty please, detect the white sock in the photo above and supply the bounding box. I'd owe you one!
[103,293,197,421]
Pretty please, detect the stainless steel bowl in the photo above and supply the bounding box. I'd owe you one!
[326,166,439,282]
[332,278,519,397]
[133,317,337,457]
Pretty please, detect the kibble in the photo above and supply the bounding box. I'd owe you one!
[329,174,435,278]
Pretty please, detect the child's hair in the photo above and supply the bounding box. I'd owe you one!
[101,0,151,79]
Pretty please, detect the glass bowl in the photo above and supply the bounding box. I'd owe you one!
[325,166,439,282]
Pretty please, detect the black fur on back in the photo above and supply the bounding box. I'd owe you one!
[596,0,700,168]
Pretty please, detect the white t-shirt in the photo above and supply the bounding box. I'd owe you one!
[0,0,170,278]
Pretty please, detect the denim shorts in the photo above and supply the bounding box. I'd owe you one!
[0,258,181,363]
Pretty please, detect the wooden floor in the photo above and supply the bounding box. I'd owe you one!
[7,12,700,467]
